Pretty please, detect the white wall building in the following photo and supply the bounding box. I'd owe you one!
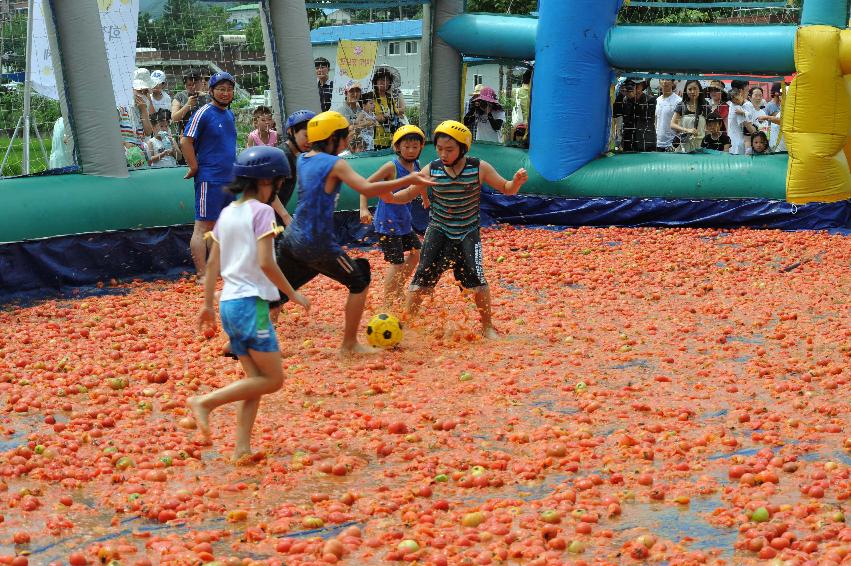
[310,19,513,109]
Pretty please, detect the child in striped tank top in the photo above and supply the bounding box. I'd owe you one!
[388,120,528,339]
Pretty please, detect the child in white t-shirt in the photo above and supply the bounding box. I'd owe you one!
[726,88,749,155]
[147,110,180,168]
[189,146,309,463]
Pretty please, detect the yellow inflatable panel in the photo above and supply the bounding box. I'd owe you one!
[785,26,851,203]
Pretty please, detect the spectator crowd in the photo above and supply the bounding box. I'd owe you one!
[111,62,785,171]
[613,77,786,155]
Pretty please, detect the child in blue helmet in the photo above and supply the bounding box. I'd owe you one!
[269,109,315,229]
[190,146,310,462]
[181,71,238,284]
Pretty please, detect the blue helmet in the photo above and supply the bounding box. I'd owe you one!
[209,71,235,90]
[285,109,316,131]
[233,146,290,179]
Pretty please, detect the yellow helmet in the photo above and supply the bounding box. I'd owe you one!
[433,120,472,152]
[307,111,350,143]
[392,124,426,147]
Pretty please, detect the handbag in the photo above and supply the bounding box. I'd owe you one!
[676,111,706,153]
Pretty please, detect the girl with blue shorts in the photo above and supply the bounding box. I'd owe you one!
[189,146,310,462]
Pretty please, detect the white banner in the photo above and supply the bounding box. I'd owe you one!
[330,40,379,110]
[31,0,139,109]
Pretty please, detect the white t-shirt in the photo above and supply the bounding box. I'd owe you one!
[655,93,682,148]
[472,108,506,143]
[726,101,747,155]
[743,101,770,135]
[151,92,172,114]
[212,200,281,302]
[770,111,786,152]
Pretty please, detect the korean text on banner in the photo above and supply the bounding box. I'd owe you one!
[330,40,379,109]
[31,0,139,109]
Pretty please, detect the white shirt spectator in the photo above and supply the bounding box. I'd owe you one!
[655,93,682,148]
[727,100,747,155]
[471,108,506,143]
[151,91,172,114]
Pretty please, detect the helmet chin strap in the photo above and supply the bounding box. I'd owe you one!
[447,149,466,168]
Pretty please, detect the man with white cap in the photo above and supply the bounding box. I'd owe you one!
[150,69,171,114]
[118,68,156,167]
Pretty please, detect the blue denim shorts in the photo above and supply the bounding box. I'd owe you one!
[220,297,279,356]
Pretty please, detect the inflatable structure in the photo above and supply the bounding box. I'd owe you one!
[1,0,850,296]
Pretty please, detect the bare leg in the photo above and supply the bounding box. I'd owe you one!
[190,220,214,282]
[405,286,431,318]
[340,289,380,355]
[473,286,499,339]
[383,264,404,306]
[187,350,283,447]
[385,250,420,306]
[234,398,260,461]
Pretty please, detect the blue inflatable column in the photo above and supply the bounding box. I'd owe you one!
[530,0,622,181]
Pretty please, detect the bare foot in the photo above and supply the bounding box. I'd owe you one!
[187,396,211,440]
[233,450,252,465]
[340,342,382,357]
[483,326,500,340]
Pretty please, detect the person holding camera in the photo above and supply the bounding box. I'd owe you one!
[171,68,211,139]
[463,86,505,143]
[372,67,406,150]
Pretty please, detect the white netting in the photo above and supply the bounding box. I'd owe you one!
[1,0,69,177]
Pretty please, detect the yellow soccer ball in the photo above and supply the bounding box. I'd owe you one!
[366,313,403,348]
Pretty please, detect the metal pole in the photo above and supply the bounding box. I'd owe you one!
[22,0,35,175]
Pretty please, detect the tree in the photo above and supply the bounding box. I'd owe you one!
[0,12,28,73]
[465,0,538,15]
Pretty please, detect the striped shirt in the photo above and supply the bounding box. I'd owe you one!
[117,106,144,147]
[427,158,481,239]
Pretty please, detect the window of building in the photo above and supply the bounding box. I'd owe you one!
[473,74,483,86]
[388,41,401,56]
[405,41,418,55]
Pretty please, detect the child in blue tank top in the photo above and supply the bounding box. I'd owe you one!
[388,120,528,339]
[275,111,435,356]
[358,125,430,306]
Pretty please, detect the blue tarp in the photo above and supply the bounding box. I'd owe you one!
[1,195,849,302]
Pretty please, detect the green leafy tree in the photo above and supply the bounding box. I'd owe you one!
[465,0,538,14]
[188,5,235,51]
[0,12,28,72]
[245,16,264,52]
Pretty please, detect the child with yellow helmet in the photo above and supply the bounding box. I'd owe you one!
[357,124,430,306]
[387,120,528,339]
[274,111,435,355]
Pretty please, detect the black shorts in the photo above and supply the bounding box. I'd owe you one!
[272,241,371,306]
[410,228,486,290]
[378,233,421,265]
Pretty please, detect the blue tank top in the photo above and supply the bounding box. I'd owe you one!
[284,152,342,257]
[374,159,419,235]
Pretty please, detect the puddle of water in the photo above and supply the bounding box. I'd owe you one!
[610,359,651,370]
[700,409,728,420]
[615,493,736,559]
[528,398,580,415]
[726,335,764,345]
